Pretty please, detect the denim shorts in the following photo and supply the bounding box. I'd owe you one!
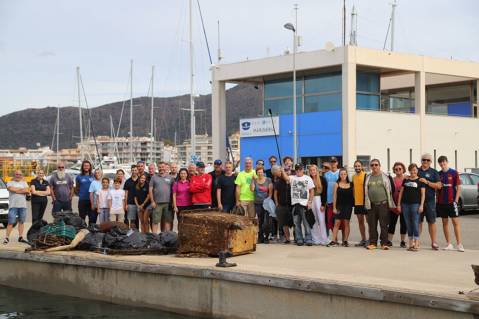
[8,207,27,224]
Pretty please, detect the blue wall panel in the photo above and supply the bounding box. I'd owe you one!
[447,102,472,117]
[240,111,342,167]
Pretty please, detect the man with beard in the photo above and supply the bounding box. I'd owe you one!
[352,160,368,247]
[50,162,74,213]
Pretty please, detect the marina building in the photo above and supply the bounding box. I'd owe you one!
[211,46,479,172]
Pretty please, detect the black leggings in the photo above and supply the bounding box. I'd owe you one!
[388,211,407,235]
[31,199,48,223]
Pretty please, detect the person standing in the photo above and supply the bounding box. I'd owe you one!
[4,170,29,244]
[418,153,441,250]
[250,166,273,243]
[216,161,237,213]
[88,169,102,225]
[265,156,278,178]
[388,162,408,248]
[30,169,50,223]
[364,159,396,250]
[397,163,425,251]
[169,162,178,179]
[96,177,112,224]
[282,156,294,176]
[110,178,126,222]
[209,159,225,208]
[50,162,74,213]
[235,157,257,218]
[352,160,368,247]
[172,168,192,214]
[436,156,464,252]
[134,174,150,233]
[190,162,213,209]
[273,165,293,244]
[330,168,354,247]
[75,160,94,223]
[115,169,126,189]
[308,164,328,245]
[149,162,174,233]
[124,165,139,228]
[324,157,340,235]
[147,163,156,183]
[137,161,148,180]
[288,164,315,246]
[187,163,197,177]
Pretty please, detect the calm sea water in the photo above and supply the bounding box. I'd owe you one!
[0,285,200,319]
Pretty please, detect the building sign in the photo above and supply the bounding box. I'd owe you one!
[240,116,279,137]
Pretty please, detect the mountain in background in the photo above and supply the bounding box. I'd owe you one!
[0,84,262,149]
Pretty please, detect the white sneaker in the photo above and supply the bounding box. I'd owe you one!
[456,244,465,252]
[443,243,454,251]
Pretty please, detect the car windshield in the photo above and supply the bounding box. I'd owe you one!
[0,179,6,189]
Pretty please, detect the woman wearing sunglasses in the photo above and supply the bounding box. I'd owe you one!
[387,162,408,248]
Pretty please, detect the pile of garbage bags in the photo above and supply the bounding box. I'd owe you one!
[26,211,178,255]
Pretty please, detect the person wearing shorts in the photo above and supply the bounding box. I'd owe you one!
[330,168,354,247]
[124,165,139,228]
[352,160,368,247]
[149,162,174,233]
[436,156,464,252]
[324,157,340,236]
[4,170,29,244]
[273,165,293,244]
[418,153,441,250]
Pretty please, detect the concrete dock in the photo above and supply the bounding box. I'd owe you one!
[0,241,478,319]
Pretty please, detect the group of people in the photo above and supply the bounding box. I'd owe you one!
[3,153,465,253]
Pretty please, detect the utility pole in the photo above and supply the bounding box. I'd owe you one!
[349,5,357,46]
[217,20,222,64]
[390,0,397,51]
[342,0,346,46]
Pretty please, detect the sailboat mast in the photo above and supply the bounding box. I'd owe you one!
[129,59,134,164]
[189,0,196,163]
[77,66,83,161]
[56,106,60,165]
[150,65,155,164]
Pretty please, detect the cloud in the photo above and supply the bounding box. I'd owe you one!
[37,51,56,57]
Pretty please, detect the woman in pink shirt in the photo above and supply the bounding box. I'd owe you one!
[173,168,192,215]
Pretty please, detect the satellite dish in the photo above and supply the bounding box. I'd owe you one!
[324,42,335,52]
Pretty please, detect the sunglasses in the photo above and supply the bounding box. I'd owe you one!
[421,159,431,162]
[58,166,65,169]
[394,167,402,171]
[323,166,331,170]
[370,163,379,167]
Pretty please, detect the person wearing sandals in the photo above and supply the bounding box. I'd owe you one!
[329,168,354,247]
[308,164,328,245]
[4,170,30,244]
[397,163,426,251]
[387,162,408,248]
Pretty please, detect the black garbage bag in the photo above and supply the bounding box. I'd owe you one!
[103,226,129,248]
[145,233,163,249]
[159,231,178,248]
[77,232,105,250]
[119,231,148,249]
[27,220,48,242]
[52,210,87,230]
[87,224,101,233]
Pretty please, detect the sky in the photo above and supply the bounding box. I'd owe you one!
[1,0,478,116]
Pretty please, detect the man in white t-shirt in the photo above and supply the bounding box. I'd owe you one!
[288,163,315,246]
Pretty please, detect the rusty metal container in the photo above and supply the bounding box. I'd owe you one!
[177,209,257,257]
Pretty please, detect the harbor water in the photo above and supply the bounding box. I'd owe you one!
[0,285,200,319]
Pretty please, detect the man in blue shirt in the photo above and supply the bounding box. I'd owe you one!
[417,153,441,250]
[324,157,340,237]
[75,160,94,224]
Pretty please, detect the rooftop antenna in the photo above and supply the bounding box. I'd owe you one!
[217,20,222,63]
[342,0,346,46]
[383,0,397,51]
[349,5,357,46]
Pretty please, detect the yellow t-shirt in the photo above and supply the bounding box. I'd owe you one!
[352,171,366,206]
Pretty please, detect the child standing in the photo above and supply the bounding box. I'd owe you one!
[110,178,126,222]
[96,177,112,224]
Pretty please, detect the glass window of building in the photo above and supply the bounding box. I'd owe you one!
[356,72,380,110]
[426,83,473,117]
[265,97,302,115]
[304,94,341,113]
[304,73,341,94]
[380,89,415,113]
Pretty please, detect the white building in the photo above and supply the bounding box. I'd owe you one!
[177,134,213,166]
[211,46,479,172]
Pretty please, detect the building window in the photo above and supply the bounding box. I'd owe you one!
[356,72,380,110]
[264,72,341,115]
[356,155,371,168]
[381,89,415,113]
[426,83,473,117]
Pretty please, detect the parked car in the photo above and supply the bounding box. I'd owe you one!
[459,173,479,212]
[0,178,9,227]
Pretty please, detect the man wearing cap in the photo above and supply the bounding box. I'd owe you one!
[324,157,340,236]
[287,163,315,246]
[418,153,441,250]
[190,161,213,209]
[209,159,225,208]
[235,157,257,218]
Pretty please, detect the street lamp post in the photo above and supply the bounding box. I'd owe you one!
[284,6,298,164]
